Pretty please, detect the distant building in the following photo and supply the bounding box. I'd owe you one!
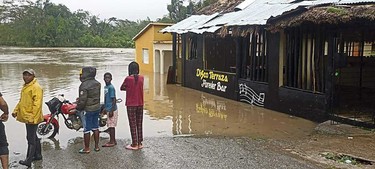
[133,23,174,74]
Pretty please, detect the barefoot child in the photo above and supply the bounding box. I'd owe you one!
[102,72,118,147]
[120,61,144,150]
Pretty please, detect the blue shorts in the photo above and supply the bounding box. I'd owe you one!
[76,110,86,129]
[83,110,100,133]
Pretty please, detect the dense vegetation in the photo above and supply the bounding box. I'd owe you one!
[0,0,213,48]
[167,0,216,22]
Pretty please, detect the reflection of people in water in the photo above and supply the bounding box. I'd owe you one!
[43,138,61,151]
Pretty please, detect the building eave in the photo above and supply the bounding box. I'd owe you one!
[132,23,174,41]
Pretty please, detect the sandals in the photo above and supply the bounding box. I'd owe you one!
[138,144,143,149]
[94,148,100,152]
[125,145,138,150]
[79,149,90,154]
[102,143,116,147]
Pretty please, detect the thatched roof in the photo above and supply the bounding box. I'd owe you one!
[195,0,245,15]
[268,4,375,32]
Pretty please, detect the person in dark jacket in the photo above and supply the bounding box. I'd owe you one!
[76,67,101,154]
[0,92,9,169]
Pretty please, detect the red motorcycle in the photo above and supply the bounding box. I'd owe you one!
[37,94,107,138]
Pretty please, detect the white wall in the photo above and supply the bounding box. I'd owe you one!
[154,43,173,74]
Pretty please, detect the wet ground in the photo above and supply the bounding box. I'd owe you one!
[5,136,323,169]
[0,47,374,169]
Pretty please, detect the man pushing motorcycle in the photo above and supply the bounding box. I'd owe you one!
[76,67,101,154]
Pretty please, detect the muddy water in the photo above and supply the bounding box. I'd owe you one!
[0,47,317,154]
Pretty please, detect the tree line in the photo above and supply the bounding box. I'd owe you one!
[0,0,214,48]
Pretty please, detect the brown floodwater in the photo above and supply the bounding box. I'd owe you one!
[0,47,317,154]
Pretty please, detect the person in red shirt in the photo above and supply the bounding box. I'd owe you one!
[120,61,144,150]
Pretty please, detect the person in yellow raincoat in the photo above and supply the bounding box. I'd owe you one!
[12,68,43,167]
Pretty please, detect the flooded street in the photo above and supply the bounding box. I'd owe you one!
[0,47,318,162]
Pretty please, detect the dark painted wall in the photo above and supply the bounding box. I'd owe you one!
[266,32,281,110]
[183,34,203,88]
[191,69,238,100]
[278,87,327,122]
[238,79,268,107]
[181,31,329,122]
[238,31,328,122]
[183,34,238,100]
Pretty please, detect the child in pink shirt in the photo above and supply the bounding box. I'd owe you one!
[120,61,144,150]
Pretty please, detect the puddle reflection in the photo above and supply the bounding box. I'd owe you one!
[41,138,62,151]
[145,75,317,139]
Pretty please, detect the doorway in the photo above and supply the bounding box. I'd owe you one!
[333,39,375,127]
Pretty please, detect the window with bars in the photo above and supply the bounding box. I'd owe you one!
[283,28,327,93]
[341,41,375,57]
[246,29,268,82]
[187,36,198,60]
[204,35,236,72]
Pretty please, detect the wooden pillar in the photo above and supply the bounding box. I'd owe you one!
[235,37,242,78]
[325,33,335,117]
[172,33,177,83]
[181,34,186,86]
[268,31,281,109]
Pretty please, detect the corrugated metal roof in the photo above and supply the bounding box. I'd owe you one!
[314,0,375,5]
[160,13,220,34]
[162,0,375,34]
[205,0,319,27]
[235,0,257,11]
[191,26,222,34]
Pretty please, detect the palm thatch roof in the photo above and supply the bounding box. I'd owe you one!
[195,0,245,15]
[268,4,375,32]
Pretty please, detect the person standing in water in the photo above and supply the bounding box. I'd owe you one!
[120,61,144,150]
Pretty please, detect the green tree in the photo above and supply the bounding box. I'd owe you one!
[167,0,208,22]
[157,15,175,23]
[167,0,189,22]
[0,0,163,48]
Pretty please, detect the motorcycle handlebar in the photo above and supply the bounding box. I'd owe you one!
[56,94,122,104]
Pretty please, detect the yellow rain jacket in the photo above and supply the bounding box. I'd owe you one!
[13,78,43,124]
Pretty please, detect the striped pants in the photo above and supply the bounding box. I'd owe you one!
[127,106,143,145]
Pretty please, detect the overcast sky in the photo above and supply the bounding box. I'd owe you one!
[52,0,171,21]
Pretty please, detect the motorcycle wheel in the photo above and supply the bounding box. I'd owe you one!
[37,121,58,139]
